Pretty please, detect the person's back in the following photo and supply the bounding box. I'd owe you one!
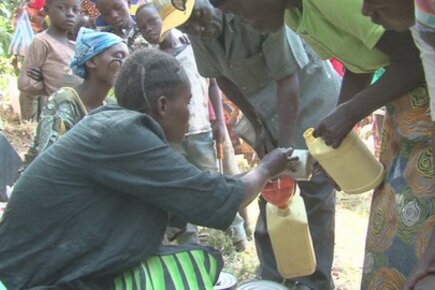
[0,107,185,289]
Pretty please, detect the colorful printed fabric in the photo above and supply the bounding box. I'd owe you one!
[22,87,87,169]
[361,84,435,289]
[81,0,100,18]
[416,0,435,29]
[112,246,222,290]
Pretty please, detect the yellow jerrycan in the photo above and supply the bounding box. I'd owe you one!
[262,178,316,279]
[303,128,385,194]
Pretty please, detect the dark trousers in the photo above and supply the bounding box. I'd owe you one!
[255,173,336,290]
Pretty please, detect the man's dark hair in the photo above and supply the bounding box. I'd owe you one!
[115,48,189,114]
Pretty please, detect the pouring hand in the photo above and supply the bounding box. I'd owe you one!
[313,103,357,149]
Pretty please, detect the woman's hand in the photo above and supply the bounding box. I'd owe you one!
[313,103,358,148]
[27,68,43,82]
[258,147,298,178]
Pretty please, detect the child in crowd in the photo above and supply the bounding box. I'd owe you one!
[17,0,83,120]
[23,28,128,169]
[136,4,248,251]
[94,0,149,51]
[68,14,94,41]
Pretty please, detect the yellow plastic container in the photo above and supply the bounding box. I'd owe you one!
[303,128,385,194]
[266,194,316,279]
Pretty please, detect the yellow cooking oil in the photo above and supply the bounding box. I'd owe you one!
[266,194,316,279]
[303,128,385,194]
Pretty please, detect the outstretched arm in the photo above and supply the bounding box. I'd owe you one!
[314,30,425,148]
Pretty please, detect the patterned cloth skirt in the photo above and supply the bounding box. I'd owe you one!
[361,83,435,289]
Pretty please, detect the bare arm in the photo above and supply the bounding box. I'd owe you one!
[337,69,373,105]
[314,30,425,148]
[216,76,274,156]
[345,30,425,123]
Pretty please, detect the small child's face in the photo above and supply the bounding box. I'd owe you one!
[136,7,163,45]
[45,0,81,32]
[96,0,131,29]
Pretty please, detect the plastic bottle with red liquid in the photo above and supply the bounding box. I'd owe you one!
[261,177,316,279]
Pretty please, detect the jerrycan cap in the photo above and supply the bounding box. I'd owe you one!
[303,128,316,144]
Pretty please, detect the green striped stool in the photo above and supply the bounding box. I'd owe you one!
[113,245,223,290]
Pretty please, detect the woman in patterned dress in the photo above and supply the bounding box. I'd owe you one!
[22,28,129,169]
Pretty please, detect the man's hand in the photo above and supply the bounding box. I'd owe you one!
[27,68,43,82]
[313,102,357,149]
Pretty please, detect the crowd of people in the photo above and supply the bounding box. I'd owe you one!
[0,0,434,289]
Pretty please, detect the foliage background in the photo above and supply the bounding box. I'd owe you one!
[0,1,22,69]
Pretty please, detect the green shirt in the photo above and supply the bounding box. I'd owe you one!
[285,0,390,73]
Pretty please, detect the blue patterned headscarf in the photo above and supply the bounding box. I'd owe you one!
[71,28,124,78]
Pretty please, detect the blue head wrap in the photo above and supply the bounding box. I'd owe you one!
[70,28,124,78]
